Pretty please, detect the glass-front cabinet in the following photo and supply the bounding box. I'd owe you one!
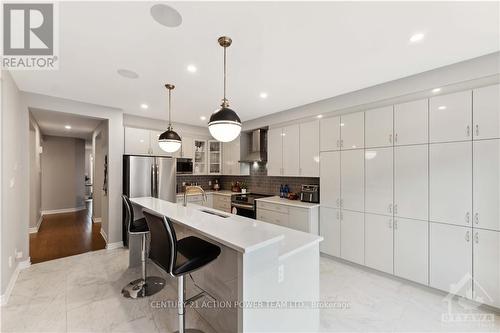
[194,140,207,174]
[209,140,222,174]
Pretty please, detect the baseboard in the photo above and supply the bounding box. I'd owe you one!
[0,258,31,306]
[100,227,108,243]
[41,206,86,216]
[28,215,44,234]
[92,217,102,223]
[106,241,124,250]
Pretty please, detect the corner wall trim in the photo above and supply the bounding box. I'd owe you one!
[28,215,44,234]
[0,259,31,306]
[41,206,86,216]
[106,242,124,250]
[100,227,108,243]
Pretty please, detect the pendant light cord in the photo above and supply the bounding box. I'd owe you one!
[168,87,172,128]
[222,45,228,107]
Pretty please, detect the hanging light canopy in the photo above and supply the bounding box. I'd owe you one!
[159,84,182,153]
[208,36,242,142]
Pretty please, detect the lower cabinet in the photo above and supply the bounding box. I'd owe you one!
[394,218,428,285]
[320,207,340,257]
[365,213,393,274]
[256,201,319,234]
[340,210,364,265]
[213,194,231,213]
[176,193,213,208]
[473,228,500,308]
[430,222,472,298]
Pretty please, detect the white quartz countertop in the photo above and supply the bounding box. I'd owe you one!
[256,196,320,208]
[130,197,322,257]
[176,190,245,197]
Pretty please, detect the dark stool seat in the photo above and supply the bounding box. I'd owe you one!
[143,210,221,333]
[174,236,221,276]
[130,217,148,233]
[121,195,165,299]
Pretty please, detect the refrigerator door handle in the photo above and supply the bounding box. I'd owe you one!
[150,163,155,197]
[155,164,159,198]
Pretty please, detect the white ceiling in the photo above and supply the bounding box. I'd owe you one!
[12,1,500,126]
[30,108,102,140]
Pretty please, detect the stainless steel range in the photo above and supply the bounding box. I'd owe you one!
[231,193,272,219]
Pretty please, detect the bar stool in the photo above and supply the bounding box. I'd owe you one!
[121,195,165,299]
[143,210,221,333]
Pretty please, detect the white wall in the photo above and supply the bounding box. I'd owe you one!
[243,52,500,130]
[28,115,42,229]
[1,71,30,296]
[92,122,109,241]
[22,93,124,245]
[123,114,211,139]
[41,135,86,212]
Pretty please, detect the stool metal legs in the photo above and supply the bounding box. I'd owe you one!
[122,233,165,299]
[174,275,204,333]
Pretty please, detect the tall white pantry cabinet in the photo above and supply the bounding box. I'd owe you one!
[319,83,500,309]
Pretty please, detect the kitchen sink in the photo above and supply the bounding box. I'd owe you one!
[199,209,230,218]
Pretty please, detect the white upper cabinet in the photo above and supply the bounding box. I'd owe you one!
[282,125,300,176]
[300,120,320,177]
[365,213,393,274]
[340,112,364,150]
[267,128,283,176]
[341,149,364,212]
[365,147,393,216]
[394,218,428,285]
[394,145,428,221]
[223,138,249,176]
[340,210,365,265]
[394,99,428,145]
[365,106,393,148]
[430,223,472,298]
[473,229,500,308]
[473,139,500,231]
[320,151,340,208]
[320,207,340,257]
[429,141,472,226]
[320,116,341,151]
[124,127,152,155]
[180,136,194,159]
[473,84,500,140]
[430,90,472,143]
[208,140,222,174]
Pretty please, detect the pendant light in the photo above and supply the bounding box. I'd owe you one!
[158,84,182,153]
[208,36,242,142]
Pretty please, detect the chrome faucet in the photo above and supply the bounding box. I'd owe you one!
[183,186,207,207]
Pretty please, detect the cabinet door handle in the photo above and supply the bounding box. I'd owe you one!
[388,219,392,229]
[475,124,479,137]
[474,212,479,225]
[466,125,470,137]
[394,219,398,230]
[340,139,344,148]
[465,231,470,242]
[388,204,392,214]
[465,212,470,224]
[336,139,340,148]
[394,204,398,215]
[389,134,392,144]
[340,199,343,208]
[336,211,340,220]
[395,133,398,143]
[336,198,340,207]
[474,232,479,244]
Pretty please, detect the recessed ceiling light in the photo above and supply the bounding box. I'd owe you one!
[64,125,71,130]
[117,69,139,79]
[187,65,197,73]
[200,116,207,121]
[438,105,447,110]
[140,103,149,110]
[316,115,323,119]
[150,4,182,27]
[409,33,425,43]
[340,123,345,127]
[259,92,268,99]
[432,88,441,93]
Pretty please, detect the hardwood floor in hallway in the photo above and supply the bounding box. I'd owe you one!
[29,201,106,264]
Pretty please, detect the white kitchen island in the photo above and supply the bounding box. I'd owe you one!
[130,196,322,333]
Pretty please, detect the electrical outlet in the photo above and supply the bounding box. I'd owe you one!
[9,178,15,188]
[278,264,284,283]
[8,256,13,268]
[208,181,212,186]
[16,250,23,260]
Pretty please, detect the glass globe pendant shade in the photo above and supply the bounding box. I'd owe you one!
[208,106,241,142]
[158,127,181,153]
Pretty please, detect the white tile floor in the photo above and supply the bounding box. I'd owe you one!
[1,249,499,332]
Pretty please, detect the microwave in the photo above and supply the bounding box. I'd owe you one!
[176,158,193,174]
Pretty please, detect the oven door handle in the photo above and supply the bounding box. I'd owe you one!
[231,203,255,210]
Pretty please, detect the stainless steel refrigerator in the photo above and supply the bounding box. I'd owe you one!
[123,155,176,245]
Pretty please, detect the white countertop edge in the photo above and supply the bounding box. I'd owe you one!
[255,196,320,209]
[279,237,323,261]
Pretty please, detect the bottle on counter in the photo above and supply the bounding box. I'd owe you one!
[280,184,284,198]
[284,184,290,198]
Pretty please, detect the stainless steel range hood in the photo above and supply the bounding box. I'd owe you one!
[239,129,267,163]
